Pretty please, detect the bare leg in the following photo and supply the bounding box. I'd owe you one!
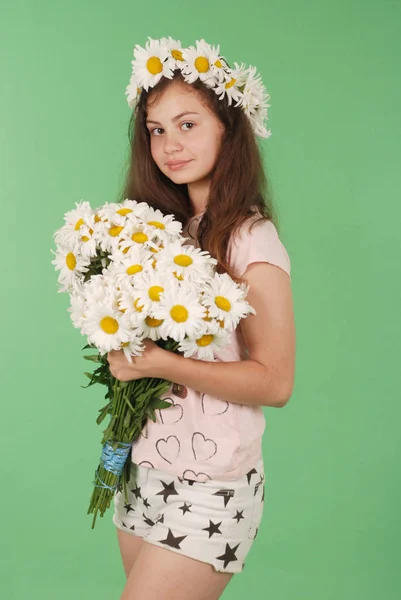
[116,527,145,578]
[120,539,234,600]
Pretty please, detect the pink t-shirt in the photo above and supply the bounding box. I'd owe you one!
[131,212,291,482]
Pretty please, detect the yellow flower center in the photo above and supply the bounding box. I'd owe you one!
[131,231,148,244]
[195,56,209,73]
[66,252,76,270]
[196,334,214,347]
[174,254,193,267]
[214,59,222,68]
[225,77,237,89]
[172,49,184,61]
[145,316,164,327]
[219,319,225,328]
[121,341,129,347]
[100,316,119,334]
[133,298,144,312]
[109,225,124,237]
[170,305,188,323]
[147,56,163,75]
[147,220,165,230]
[126,264,143,275]
[215,296,231,312]
[81,227,94,242]
[148,285,164,301]
[173,271,184,281]
[94,214,101,223]
[152,258,157,269]
[116,208,133,216]
[75,218,84,230]
[151,242,164,254]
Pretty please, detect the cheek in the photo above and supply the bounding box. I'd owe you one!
[201,127,221,153]
[149,139,163,165]
[196,134,221,164]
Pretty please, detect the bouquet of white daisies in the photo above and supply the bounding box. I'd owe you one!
[51,199,256,528]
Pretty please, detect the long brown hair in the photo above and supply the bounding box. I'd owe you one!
[116,70,278,283]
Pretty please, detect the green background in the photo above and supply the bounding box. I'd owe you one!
[1,1,400,598]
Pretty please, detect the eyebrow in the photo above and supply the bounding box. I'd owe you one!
[146,111,200,125]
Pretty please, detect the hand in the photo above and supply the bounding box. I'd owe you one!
[106,338,166,381]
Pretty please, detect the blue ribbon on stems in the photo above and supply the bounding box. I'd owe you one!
[93,441,132,491]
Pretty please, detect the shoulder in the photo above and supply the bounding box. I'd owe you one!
[228,215,291,280]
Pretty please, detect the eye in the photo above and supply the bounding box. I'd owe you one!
[149,127,163,136]
[148,122,195,136]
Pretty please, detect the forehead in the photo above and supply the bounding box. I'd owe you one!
[146,81,207,119]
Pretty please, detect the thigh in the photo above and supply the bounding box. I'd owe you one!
[116,527,145,578]
[144,455,265,574]
[120,540,234,600]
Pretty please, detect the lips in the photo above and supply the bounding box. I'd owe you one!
[166,160,191,167]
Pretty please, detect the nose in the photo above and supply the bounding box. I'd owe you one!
[163,130,183,155]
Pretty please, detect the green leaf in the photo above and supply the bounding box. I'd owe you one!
[81,343,94,351]
[96,403,111,425]
[146,406,157,423]
[123,413,132,429]
[151,398,172,410]
[83,354,101,362]
[81,373,97,388]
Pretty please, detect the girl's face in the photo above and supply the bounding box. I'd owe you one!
[145,80,225,186]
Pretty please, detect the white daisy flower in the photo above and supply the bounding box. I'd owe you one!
[94,223,127,254]
[83,302,133,353]
[134,313,165,342]
[117,219,159,255]
[181,39,220,87]
[209,51,231,84]
[130,269,169,315]
[74,223,98,259]
[83,272,120,307]
[132,36,174,92]
[96,201,133,225]
[213,63,246,106]
[117,281,147,326]
[151,282,207,342]
[53,200,95,249]
[51,247,90,293]
[67,289,87,332]
[120,336,146,363]
[125,72,142,109]
[160,36,186,68]
[155,239,217,284]
[117,198,151,220]
[251,106,272,138]
[141,206,183,242]
[178,326,230,360]
[235,65,271,117]
[108,243,154,282]
[92,206,129,254]
[94,201,152,253]
[201,272,256,331]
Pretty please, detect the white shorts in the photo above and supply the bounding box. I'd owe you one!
[113,456,265,574]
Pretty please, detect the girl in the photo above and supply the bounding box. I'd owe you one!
[107,37,296,600]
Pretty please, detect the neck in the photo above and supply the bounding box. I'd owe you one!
[187,178,210,215]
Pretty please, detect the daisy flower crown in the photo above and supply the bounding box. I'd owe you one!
[125,36,272,139]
